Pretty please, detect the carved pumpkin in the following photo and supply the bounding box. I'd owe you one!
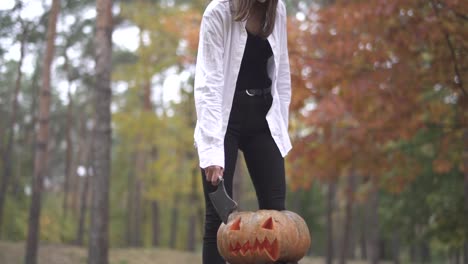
[217,210,311,264]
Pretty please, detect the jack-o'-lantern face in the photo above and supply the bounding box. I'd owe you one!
[227,216,279,260]
[217,210,311,264]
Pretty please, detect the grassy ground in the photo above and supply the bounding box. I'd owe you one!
[0,240,375,264]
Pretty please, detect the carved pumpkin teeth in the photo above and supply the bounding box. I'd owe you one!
[228,237,279,260]
[252,238,261,251]
[265,239,279,260]
[240,241,250,256]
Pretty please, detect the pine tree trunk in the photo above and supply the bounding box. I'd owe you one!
[0,21,27,235]
[76,161,90,246]
[126,167,134,246]
[391,232,400,264]
[71,114,87,218]
[126,164,141,247]
[151,201,160,247]
[187,166,199,251]
[62,53,74,222]
[24,1,60,263]
[197,199,204,240]
[0,122,3,160]
[349,200,357,260]
[326,181,336,264]
[339,172,356,264]
[18,52,41,201]
[380,240,386,260]
[133,180,142,246]
[75,132,92,246]
[18,53,40,198]
[368,179,380,264]
[464,130,468,213]
[169,194,180,249]
[421,242,431,264]
[463,242,468,264]
[360,201,368,260]
[410,244,417,263]
[88,0,113,262]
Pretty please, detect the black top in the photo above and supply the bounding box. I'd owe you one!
[235,30,273,91]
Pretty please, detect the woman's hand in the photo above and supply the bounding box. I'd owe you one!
[204,165,224,186]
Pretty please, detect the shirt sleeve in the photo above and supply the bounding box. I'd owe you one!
[193,7,226,169]
[277,2,292,131]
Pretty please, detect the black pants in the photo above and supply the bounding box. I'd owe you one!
[201,91,286,264]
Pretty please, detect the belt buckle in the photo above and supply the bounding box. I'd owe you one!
[245,89,255,96]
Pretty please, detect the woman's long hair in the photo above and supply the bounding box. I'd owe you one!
[230,0,278,38]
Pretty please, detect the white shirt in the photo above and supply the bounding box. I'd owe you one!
[194,0,292,169]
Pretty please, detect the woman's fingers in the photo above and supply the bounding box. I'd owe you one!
[211,173,219,186]
[204,166,223,186]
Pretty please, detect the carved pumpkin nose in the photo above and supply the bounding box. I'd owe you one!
[230,217,241,231]
[261,217,274,230]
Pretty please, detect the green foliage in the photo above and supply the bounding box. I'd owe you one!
[1,195,28,241]
[379,126,467,256]
[287,183,327,255]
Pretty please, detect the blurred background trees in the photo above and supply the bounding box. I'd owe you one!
[0,0,466,263]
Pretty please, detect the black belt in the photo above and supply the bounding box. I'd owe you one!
[237,87,271,96]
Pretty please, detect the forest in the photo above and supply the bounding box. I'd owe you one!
[0,0,467,264]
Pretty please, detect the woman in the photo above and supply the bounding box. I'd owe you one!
[194,0,292,263]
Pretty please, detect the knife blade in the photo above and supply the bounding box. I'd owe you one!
[208,177,238,224]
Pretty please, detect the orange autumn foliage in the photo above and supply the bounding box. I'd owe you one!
[287,0,468,190]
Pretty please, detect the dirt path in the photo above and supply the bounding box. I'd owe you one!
[0,241,375,264]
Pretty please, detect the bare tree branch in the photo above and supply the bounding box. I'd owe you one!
[430,0,468,98]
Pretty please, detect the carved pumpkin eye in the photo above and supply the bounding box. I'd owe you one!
[230,217,241,231]
[261,217,274,230]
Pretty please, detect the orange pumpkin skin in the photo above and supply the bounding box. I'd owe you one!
[217,210,311,264]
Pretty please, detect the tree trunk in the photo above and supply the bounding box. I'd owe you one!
[169,194,180,249]
[421,242,432,263]
[197,199,204,241]
[0,21,27,235]
[349,204,357,260]
[75,129,92,246]
[187,166,199,251]
[62,53,74,222]
[24,1,60,263]
[326,181,336,264]
[71,114,87,218]
[339,172,357,264]
[379,240,386,261]
[133,179,142,246]
[125,161,142,247]
[463,242,468,264]
[368,179,380,264]
[464,129,468,212]
[126,166,134,246]
[360,201,368,260]
[410,244,417,263]
[151,201,160,247]
[421,242,431,264]
[391,232,400,264]
[88,0,113,262]
[76,160,90,246]
[455,249,461,264]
